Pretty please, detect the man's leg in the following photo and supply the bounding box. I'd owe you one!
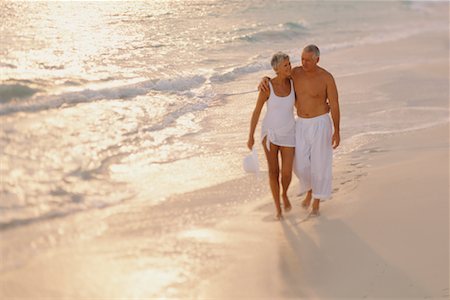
[294,120,312,198]
[302,190,312,209]
[310,115,333,215]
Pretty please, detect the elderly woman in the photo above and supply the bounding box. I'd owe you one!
[247,52,295,220]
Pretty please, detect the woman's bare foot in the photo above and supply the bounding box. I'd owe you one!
[282,194,292,212]
[308,210,320,217]
[301,190,312,209]
[274,211,283,220]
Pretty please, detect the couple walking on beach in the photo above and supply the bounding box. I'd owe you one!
[247,45,341,220]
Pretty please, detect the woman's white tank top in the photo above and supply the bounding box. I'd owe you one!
[261,79,296,149]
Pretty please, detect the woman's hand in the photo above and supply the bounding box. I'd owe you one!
[247,136,255,150]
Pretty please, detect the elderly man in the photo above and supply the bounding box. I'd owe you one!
[260,44,340,217]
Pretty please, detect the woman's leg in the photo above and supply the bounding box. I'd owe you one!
[262,137,282,219]
[280,146,295,212]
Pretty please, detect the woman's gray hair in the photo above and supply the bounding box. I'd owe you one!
[303,44,320,58]
[271,52,290,70]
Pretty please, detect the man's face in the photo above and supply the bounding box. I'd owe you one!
[301,51,319,71]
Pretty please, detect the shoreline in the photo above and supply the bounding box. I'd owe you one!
[1,28,449,298]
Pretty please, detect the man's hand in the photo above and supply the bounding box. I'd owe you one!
[258,77,270,94]
[332,132,340,149]
[247,136,255,150]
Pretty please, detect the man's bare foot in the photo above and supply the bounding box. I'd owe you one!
[282,194,292,213]
[308,199,320,217]
[301,191,312,209]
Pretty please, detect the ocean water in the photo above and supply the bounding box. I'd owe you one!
[0,1,448,229]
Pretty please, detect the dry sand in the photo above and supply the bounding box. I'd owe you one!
[199,124,449,300]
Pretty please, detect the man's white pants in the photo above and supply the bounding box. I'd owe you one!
[294,113,333,200]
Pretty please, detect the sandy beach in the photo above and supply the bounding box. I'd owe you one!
[199,124,449,300]
[1,2,449,299]
[2,125,448,299]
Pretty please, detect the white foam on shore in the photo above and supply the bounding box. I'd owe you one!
[0,75,208,115]
[337,119,450,158]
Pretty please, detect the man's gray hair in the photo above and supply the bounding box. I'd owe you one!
[303,44,320,58]
[271,51,290,70]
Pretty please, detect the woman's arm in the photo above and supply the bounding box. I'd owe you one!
[248,90,269,149]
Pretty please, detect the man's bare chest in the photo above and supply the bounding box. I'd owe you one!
[295,77,326,98]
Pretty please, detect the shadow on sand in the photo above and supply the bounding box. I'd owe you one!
[275,212,434,299]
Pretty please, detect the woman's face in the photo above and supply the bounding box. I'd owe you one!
[277,58,292,76]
